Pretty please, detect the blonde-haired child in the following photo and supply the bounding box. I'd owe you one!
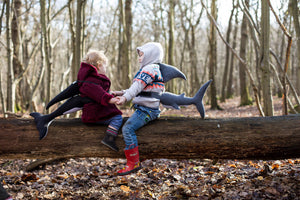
[83,50,108,69]
[31,50,122,152]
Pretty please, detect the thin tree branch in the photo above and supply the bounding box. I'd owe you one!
[268,0,293,115]
[270,49,300,107]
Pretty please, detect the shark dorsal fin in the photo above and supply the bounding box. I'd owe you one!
[158,63,186,83]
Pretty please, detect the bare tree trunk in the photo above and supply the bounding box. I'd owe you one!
[226,9,239,99]
[260,0,273,116]
[159,0,168,63]
[0,73,5,115]
[0,1,5,35]
[30,41,45,113]
[178,1,203,96]
[276,30,285,97]
[167,0,176,93]
[6,0,15,113]
[221,0,235,102]
[117,0,132,90]
[12,0,22,111]
[178,2,190,94]
[68,0,76,82]
[189,26,200,95]
[152,0,161,41]
[74,0,84,78]
[117,0,123,90]
[289,0,300,95]
[190,2,203,95]
[239,0,252,106]
[81,1,87,57]
[208,0,219,109]
[40,0,53,112]
[123,0,132,89]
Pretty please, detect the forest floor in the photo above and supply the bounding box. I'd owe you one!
[1,96,299,200]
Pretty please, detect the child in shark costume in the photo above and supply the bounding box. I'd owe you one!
[114,42,211,175]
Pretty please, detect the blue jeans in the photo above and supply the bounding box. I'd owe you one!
[122,105,160,150]
[96,114,123,131]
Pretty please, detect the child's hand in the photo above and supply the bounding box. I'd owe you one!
[116,96,126,105]
[111,91,124,96]
[109,97,119,104]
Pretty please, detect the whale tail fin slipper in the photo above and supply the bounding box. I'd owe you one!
[30,112,53,140]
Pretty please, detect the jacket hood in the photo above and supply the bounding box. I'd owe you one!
[137,42,163,68]
[77,62,109,82]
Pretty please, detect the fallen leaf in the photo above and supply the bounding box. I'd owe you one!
[257,176,264,180]
[229,164,237,168]
[120,185,131,193]
[272,164,279,170]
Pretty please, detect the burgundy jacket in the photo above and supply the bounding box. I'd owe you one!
[77,62,122,123]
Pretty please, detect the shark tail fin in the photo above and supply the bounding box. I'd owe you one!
[46,81,80,110]
[193,80,212,118]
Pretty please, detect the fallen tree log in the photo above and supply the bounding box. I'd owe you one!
[0,115,299,160]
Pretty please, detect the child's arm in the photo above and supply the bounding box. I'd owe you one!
[116,96,126,105]
[108,97,119,104]
[79,82,114,106]
[111,90,125,96]
[122,66,156,102]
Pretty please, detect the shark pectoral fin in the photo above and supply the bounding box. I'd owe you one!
[159,63,186,83]
[162,104,180,110]
[172,104,180,110]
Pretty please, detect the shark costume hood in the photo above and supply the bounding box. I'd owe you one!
[137,42,164,68]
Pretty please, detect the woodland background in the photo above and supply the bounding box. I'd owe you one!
[1,1,300,199]
[0,0,299,117]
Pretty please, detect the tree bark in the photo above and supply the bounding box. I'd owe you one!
[72,0,85,81]
[40,0,53,111]
[1,115,299,160]
[208,0,219,109]
[117,0,132,90]
[167,0,176,93]
[6,0,15,113]
[226,9,239,99]
[188,3,203,95]
[12,0,22,111]
[68,0,76,81]
[260,0,274,116]
[123,0,132,89]
[289,0,300,95]
[239,0,252,106]
[221,0,235,102]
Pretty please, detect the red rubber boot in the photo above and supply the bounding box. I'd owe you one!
[117,146,142,176]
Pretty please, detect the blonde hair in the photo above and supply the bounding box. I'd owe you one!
[82,50,108,67]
